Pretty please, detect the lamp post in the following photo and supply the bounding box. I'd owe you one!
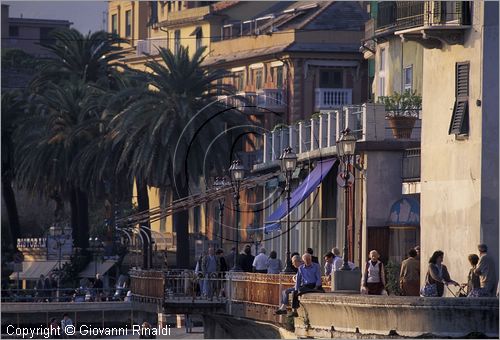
[229,160,245,271]
[336,129,357,271]
[49,224,67,302]
[88,237,102,278]
[213,177,228,249]
[280,146,298,273]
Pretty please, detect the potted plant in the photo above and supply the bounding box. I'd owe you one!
[378,91,422,139]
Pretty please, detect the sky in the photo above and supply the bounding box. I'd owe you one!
[4,1,108,33]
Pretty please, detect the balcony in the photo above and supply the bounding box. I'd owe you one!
[257,88,285,111]
[373,1,472,49]
[217,92,258,114]
[315,88,352,110]
[136,38,169,56]
[257,103,421,167]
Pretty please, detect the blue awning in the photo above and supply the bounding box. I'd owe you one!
[387,197,420,227]
[264,158,336,233]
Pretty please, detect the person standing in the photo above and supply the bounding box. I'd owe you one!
[267,251,282,274]
[474,244,498,297]
[306,248,319,264]
[225,247,236,270]
[466,254,481,297]
[252,248,269,273]
[238,245,255,272]
[362,250,386,295]
[93,273,103,301]
[425,250,459,297]
[202,247,218,298]
[400,248,420,296]
[331,248,343,271]
[60,314,73,338]
[323,252,334,279]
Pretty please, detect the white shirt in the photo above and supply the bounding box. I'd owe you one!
[333,256,343,271]
[253,253,269,271]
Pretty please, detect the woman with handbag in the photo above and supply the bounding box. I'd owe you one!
[422,250,459,297]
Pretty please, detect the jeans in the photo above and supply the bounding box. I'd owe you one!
[281,287,295,306]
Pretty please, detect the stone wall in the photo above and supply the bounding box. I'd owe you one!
[296,293,499,338]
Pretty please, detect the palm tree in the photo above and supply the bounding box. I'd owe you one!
[1,91,24,252]
[14,80,106,249]
[112,46,254,268]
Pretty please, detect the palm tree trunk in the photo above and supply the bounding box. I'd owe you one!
[74,188,89,250]
[1,176,20,251]
[136,179,151,269]
[70,188,78,246]
[174,179,190,269]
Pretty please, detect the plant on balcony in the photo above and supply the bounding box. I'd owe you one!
[378,91,422,139]
[272,123,289,132]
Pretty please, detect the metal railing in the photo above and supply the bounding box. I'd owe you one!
[375,1,471,32]
[1,287,127,303]
[257,89,285,110]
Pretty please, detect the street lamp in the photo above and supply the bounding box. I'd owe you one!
[336,128,357,271]
[49,224,68,302]
[88,237,103,278]
[213,176,228,249]
[280,146,297,273]
[229,159,245,271]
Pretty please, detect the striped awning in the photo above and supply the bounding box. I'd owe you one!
[79,260,117,278]
[9,261,67,280]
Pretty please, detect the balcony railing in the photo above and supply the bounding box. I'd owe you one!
[315,88,352,110]
[375,1,471,33]
[257,89,285,111]
[136,38,169,56]
[260,103,421,164]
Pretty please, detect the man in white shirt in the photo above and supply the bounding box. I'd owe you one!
[332,247,357,270]
[253,248,269,273]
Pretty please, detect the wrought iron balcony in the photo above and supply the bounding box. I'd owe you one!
[373,2,472,48]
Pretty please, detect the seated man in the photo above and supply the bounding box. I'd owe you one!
[276,253,324,316]
[275,255,303,315]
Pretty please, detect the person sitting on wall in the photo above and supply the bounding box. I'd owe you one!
[275,255,303,315]
[323,252,335,281]
[287,253,325,316]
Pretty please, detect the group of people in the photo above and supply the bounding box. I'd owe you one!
[377,243,497,298]
[48,313,73,338]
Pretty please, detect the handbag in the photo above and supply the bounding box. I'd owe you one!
[420,273,438,297]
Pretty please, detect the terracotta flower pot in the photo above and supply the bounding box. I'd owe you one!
[387,116,417,139]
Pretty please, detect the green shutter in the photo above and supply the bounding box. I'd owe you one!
[433,1,443,24]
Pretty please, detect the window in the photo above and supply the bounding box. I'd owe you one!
[255,69,263,90]
[9,26,19,37]
[167,1,172,12]
[276,66,283,88]
[378,48,386,97]
[449,62,469,136]
[403,65,413,92]
[178,1,182,11]
[125,10,132,37]
[195,28,202,51]
[174,29,180,54]
[234,71,244,92]
[319,70,343,88]
[111,14,118,34]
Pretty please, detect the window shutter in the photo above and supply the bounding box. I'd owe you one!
[433,1,443,24]
[449,62,470,135]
